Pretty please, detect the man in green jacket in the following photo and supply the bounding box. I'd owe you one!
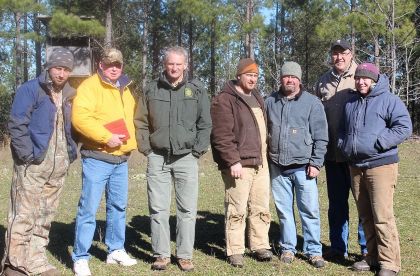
[134,46,212,272]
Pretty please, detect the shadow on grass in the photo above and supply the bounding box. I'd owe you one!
[130,211,227,261]
[270,223,357,267]
[269,220,305,253]
[48,220,138,269]
[0,225,5,261]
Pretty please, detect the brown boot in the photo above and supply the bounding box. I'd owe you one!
[177,259,194,272]
[253,249,273,262]
[308,255,325,268]
[352,259,371,271]
[279,251,294,264]
[228,254,244,268]
[151,256,171,270]
[3,266,27,276]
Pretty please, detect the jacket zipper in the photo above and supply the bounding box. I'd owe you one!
[353,97,365,156]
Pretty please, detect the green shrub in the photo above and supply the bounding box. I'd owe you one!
[0,85,12,147]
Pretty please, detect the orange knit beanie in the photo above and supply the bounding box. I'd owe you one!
[236,58,258,76]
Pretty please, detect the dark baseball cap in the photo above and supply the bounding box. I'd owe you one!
[331,39,351,51]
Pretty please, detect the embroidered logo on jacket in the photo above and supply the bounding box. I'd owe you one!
[184,87,193,97]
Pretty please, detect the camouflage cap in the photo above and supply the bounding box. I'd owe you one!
[102,48,123,65]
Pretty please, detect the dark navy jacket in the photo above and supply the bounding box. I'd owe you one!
[8,70,78,165]
[338,74,412,168]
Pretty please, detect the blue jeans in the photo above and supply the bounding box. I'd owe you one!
[147,152,198,259]
[72,158,128,261]
[270,163,322,256]
[325,161,367,255]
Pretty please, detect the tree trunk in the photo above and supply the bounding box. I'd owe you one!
[280,1,285,62]
[14,11,22,90]
[351,0,356,53]
[178,17,183,46]
[210,16,216,96]
[141,6,149,92]
[188,17,194,79]
[274,1,279,59]
[104,0,113,48]
[374,36,380,67]
[389,0,397,93]
[23,13,28,82]
[34,12,41,76]
[405,46,410,105]
[151,0,162,78]
[245,0,254,59]
[304,5,309,84]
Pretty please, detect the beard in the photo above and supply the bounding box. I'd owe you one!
[283,84,297,94]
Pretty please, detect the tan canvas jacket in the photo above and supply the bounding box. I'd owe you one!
[314,61,357,162]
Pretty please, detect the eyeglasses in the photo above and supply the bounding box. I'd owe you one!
[332,51,351,57]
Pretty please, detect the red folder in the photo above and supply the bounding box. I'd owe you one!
[103,118,130,142]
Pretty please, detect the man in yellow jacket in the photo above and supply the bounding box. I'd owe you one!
[71,48,137,276]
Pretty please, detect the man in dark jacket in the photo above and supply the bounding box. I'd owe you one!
[266,61,328,269]
[2,48,77,276]
[134,46,211,272]
[210,58,273,268]
[338,63,412,276]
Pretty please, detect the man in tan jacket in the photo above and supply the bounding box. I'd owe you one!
[314,39,367,261]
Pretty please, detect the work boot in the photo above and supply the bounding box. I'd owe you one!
[228,254,244,268]
[378,268,398,276]
[177,259,194,272]
[352,259,371,272]
[309,255,325,268]
[253,249,273,262]
[3,266,27,276]
[151,256,171,270]
[279,251,294,264]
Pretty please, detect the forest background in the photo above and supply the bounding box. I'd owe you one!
[0,0,419,144]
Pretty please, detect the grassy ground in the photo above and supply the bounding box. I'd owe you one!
[0,141,419,276]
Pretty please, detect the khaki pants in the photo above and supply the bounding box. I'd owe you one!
[350,163,400,272]
[222,165,271,256]
[2,162,67,275]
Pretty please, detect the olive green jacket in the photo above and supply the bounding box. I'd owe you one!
[134,73,212,158]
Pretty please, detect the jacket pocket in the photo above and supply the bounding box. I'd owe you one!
[340,133,354,160]
[354,132,379,159]
[268,124,280,154]
[148,95,170,129]
[175,124,196,150]
[180,97,198,130]
[150,127,170,150]
[289,127,311,159]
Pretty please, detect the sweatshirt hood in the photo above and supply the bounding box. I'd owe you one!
[364,74,389,98]
[37,69,76,99]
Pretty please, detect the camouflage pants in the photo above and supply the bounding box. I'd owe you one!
[2,161,67,275]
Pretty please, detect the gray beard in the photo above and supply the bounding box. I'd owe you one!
[283,85,296,94]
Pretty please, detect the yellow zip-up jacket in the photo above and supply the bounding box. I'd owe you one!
[72,71,137,156]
